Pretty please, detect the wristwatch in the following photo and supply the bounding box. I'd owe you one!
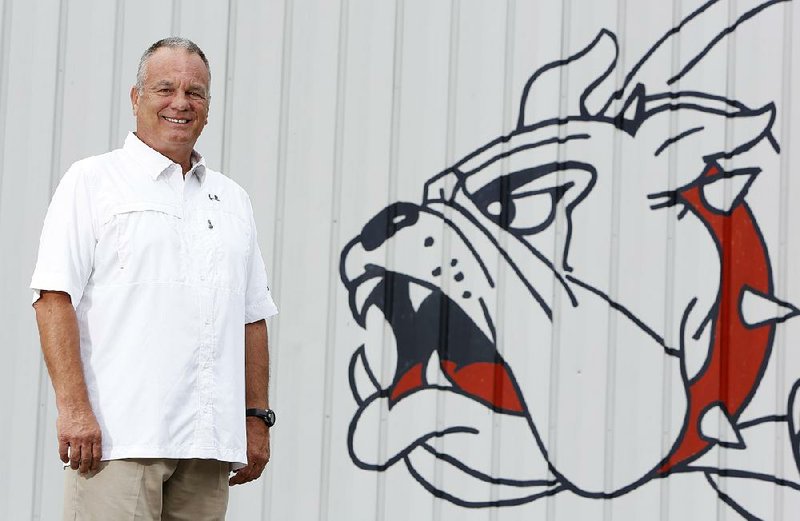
[246,408,276,427]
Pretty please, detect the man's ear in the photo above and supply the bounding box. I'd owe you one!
[130,86,139,116]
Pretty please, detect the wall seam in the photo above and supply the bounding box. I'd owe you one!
[0,0,12,225]
[489,0,515,515]
[546,1,570,519]
[602,0,628,518]
[221,0,237,176]
[108,0,124,150]
[660,1,684,520]
[715,4,740,517]
[431,1,460,519]
[32,0,69,518]
[773,2,793,520]
[265,0,294,516]
[317,0,349,519]
[171,0,181,35]
[376,1,405,519]
[0,2,13,517]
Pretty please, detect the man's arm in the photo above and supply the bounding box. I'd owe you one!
[229,318,271,485]
[33,290,101,474]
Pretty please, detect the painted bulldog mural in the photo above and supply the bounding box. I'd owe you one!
[339,0,799,517]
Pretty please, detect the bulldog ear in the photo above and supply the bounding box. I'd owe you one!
[517,29,618,129]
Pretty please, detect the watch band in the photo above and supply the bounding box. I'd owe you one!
[246,408,276,427]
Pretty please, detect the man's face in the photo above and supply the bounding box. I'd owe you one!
[130,47,210,160]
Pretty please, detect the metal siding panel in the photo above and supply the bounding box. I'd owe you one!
[223,2,287,519]
[0,1,14,516]
[0,0,64,519]
[432,1,507,518]
[323,1,398,520]
[381,1,452,519]
[267,0,341,520]
[58,0,118,175]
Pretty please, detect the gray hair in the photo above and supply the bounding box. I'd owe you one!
[135,37,211,95]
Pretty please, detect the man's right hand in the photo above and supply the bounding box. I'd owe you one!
[57,407,102,474]
[34,290,102,475]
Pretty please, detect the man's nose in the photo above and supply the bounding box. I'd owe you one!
[170,91,191,110]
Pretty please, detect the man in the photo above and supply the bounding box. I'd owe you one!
[30,37,278,520]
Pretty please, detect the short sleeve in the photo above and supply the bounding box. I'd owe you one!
[30,165,97,307]
[244,196,278,323]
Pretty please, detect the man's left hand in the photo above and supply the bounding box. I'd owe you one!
[229,418,270,485]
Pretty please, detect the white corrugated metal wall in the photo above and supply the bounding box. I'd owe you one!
[2,0,799,520]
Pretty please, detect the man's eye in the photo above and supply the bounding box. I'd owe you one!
[188,92,205,100]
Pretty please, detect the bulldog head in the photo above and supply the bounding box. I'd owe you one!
[340,15,792,505]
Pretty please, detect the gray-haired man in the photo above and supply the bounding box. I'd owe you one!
[31,37,277,520]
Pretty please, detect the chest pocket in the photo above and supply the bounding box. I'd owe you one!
[203,204,251,294]
[112,202,184,284]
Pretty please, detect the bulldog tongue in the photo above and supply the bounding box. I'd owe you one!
[386,286,524,414]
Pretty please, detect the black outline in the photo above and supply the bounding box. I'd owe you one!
[337,0,795,514]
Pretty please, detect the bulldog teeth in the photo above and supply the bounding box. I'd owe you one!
[740,287,800,328]
[699,404,746,449]
[409,283,432,312]
[425,350,451,386]
[701,170,758,213]
[354,277,382,319]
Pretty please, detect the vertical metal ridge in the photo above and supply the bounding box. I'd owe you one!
[171,0,181,35]
[430,2,459,519]
[0,2,12,514]
[318,0,349,519]
[375,2,405,519]
[264,0,293,517]
[601,0,628,517]
[489,0,516,515]
[546,2,571,520]
[32,1,69,518]
[773,2,793,519]
[714,4,740,517]
[0,0,13,226]
[108,0,125,150]
[660,2,684,519]
[220,0,237,175]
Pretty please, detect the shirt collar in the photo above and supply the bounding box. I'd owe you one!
[124,132,207,184]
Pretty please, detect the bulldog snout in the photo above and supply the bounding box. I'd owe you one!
[361,202,421,251]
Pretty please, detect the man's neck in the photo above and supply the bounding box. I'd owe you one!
[133,133,194,174]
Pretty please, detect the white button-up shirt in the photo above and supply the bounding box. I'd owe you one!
[31,133,278,466]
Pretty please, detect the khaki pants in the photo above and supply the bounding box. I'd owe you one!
[63,459,230,521]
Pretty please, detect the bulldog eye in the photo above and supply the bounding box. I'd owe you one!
[472,172,572,235]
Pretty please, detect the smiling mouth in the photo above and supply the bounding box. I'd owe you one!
[351,270,525,414]
[162,116,190,124]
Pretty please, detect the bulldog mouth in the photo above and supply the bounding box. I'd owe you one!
[350,269,525,414]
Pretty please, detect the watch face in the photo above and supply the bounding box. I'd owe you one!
[265,409,276,427]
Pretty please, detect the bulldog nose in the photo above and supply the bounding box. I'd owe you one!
[361,202,421,251]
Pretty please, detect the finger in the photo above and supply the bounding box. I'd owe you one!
[79,440,96,474]
[91,440,102,471]
[59,440,69,464]
[69,445,81,470]
[229,466,254,486]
